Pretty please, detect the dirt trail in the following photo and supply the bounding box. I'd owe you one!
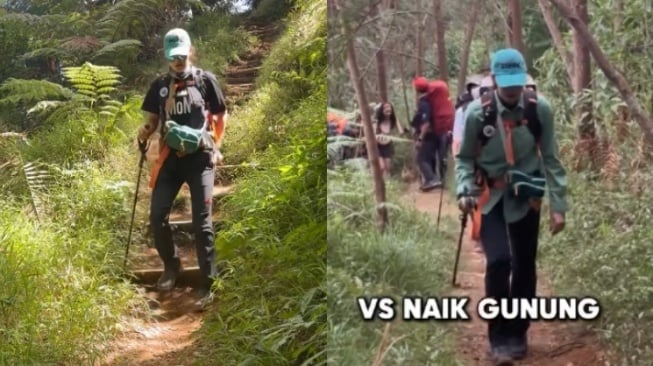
[404,183,608,366]
[99,22,280,366]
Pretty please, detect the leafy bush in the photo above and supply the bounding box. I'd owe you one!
[533,24,653,364]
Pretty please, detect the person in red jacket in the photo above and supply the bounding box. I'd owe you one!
[428,79,455,184]
[411,76,454,189]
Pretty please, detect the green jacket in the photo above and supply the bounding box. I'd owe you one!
[454,91,568,224]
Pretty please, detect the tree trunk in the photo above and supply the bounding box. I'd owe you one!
[374,3,388,103]
[571,0,594,140]
[548,0,653,147]
[509,0,525,53]
[332,0,389,232]
[416,22,424,77]
[613,0,624,32]
[457,0,482,93]
[376,49,388,103]
[433,0,448,81]
[537,0,574,85]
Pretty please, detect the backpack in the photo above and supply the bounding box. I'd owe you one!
[477,89,541,148]
[425,81,454,135]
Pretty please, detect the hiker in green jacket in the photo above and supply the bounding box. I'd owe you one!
[454,48,568,364]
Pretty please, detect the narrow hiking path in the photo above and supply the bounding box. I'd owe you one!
[403,183,609,366]
[98,22,281,366]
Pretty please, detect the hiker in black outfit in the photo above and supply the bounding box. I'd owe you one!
[137,28,227,309]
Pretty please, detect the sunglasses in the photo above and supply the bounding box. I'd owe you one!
[168,55,187,62]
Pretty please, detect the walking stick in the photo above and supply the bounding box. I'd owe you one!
[451,212,468,287]
[436,183,445,231]
[124,139,149,269]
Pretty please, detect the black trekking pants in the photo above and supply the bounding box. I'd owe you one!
[434,132,449,181]
[150,149,217,290]
[480,198,540,347]
[417,133,438,183]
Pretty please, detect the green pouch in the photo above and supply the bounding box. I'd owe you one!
[163,120,206,154]
[506,170,546,199]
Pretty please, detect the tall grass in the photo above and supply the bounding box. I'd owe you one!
[189,0,327,362]
[327,165,462,365]
[534,44,653,365]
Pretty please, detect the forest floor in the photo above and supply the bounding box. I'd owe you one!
[98,21,281,366]
[403,182,609,366]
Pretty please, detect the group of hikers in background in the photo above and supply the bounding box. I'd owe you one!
[327,47,569,365]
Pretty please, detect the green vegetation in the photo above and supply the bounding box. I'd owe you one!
[326,167,460,365]
[0,0,325,364]
[192,0,327,364]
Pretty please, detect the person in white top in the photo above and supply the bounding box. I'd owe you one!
[451,84,481,157]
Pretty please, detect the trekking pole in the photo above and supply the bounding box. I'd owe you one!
[436,182,445,231]
[437,134,454,231]
[124,139,149,269]
[451,212,468,287]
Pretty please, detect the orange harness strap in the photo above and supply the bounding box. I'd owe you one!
[470,115,517,242]
[149,142,170,189]
[148,79,178,189]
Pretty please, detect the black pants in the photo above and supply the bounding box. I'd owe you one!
[434,132,449,181]
[150,149,217,289]
[480,198,540,346]
[417,133,438,183]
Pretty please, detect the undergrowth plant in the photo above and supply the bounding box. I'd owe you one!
[327,166,461,366]
[534,35,653,365]
[191,0,327,364]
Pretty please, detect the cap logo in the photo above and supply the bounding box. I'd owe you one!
[497,62,522,69]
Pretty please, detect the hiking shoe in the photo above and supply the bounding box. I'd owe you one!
[192,287,215,311]
[420,180,442,192]
[507,335,528,359]
[489,346,514,366]
[157,259,182,291]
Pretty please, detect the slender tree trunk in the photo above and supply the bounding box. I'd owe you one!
[457,0,482,93]
[332,0,389,232]
[504,13,512,47]
[509,0,525,53]
[548,0,653,147]
[376,50,388,102]
[416,23,424,77]
[613,0,624,32]
[571,0,594,139]
[433,0,447,81]
[537,0,574,85]
[374,4,388,103]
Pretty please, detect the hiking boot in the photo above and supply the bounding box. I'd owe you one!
[420,180,442,192]
[507,335,528,359]
[157,259,182,291]
[489,346,514,366]
[192,287,215,311]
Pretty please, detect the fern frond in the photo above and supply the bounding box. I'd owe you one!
[0,79,74,108]
[23,161,51,223]
[92,39,143,61]
[95,0,160,42]
[43,102,88,125]
[60,36,105,53]
[62,62,122,106]
[19,48,67,61]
